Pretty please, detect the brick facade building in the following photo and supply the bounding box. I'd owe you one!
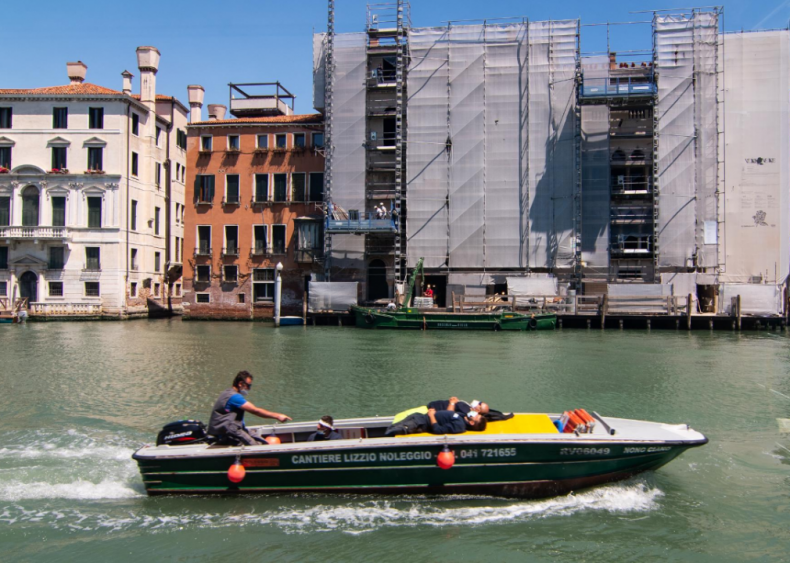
[182,98,324,320]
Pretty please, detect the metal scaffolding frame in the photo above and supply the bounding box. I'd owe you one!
[323,0,336,279]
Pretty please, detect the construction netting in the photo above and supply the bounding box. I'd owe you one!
[719,30,790,284]
[313,33,326,111]
[580,62,610,269]
[655,13,718,268]
[718,284,784,316]
[308,281,358,312]
[507,276,559,296]
[329,33,368,274]
[406,20,578,270]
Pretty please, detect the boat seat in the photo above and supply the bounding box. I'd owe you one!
[396,414,559,437]
[339,427,368,440]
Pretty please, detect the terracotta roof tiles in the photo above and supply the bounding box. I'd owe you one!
[0,83,122,95]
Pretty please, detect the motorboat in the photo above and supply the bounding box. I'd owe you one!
[133,411,707,498]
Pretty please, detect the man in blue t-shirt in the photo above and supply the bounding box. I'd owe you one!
[207,371,292,445]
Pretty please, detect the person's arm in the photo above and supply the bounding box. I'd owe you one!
[446,397,459,412]
[429,410,462,434]
[240,401,292,422]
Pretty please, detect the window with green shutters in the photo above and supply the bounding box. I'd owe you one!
[22,186,39,227]
[51,147,67,170]
[0,197,9,226]
[0,146,10,169]
[51,197,66,227]
[197,175,214,203]
[53,107,68,129]
[49,247,64,270]
[87,197,102,228]
[292,173,306,202]
[254,174,268,202]
[85,247,100,270]
[273,174,288,202]
[226,175,240,204]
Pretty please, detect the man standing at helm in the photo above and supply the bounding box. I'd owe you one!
[208,371,292,445]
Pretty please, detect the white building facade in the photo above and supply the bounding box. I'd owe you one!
[0,48,189,317]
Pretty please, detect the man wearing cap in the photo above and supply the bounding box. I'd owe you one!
[307,415,342,441]
[207,371,292,445]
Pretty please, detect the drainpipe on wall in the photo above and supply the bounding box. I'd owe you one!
[125,102,132,315]
[164,101,174,314]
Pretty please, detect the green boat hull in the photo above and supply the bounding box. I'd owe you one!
[352,307,557,331]
[134,440,703,498]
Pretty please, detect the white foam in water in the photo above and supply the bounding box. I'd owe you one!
[0,480,662,534]
[0,428,144,502]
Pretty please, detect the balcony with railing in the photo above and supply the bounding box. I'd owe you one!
[610,206,654,225]
[326,211,398,234]
[580,74,656,99]
[221,246,240,258]
[611,177,653,197]
[611,234,654,256]
[295,247,324,264]
[0,226,69,240]
[194,246,212,258]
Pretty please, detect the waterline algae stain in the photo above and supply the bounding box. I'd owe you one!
[1,321,789,561]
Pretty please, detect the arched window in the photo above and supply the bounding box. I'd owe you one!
[22,186,39,227]
[630,149,646,161]
[611,149,626,162]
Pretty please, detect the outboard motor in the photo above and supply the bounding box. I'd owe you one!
[156,420,208,446]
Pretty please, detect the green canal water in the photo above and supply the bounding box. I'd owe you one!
[1,320,789,562]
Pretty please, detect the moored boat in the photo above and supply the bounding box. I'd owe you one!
[352,306,557,331]
[133,412,707,498]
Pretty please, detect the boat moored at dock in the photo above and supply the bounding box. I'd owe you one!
[351,306,557,330]
[133,412,707,498]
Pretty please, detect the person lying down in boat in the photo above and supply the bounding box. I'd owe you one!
[391,397,514,426]
[384,408,487,437]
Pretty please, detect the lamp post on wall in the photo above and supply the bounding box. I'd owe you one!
[274,262,283,327]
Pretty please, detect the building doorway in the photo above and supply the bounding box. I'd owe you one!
[367,259,389,302]
[424,275,447,308]
[19,271,37,305]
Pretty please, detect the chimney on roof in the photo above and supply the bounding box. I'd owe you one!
[67,61,87,85]
[207,104,226,121]
[609,52,617,70]
[121,70,134,95]
[187,85,205,123]
[136,46,160,114]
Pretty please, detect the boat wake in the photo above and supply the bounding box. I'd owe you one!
[0,480,663,533]
[0,428,144,501]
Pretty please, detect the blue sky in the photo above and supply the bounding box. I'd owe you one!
[2,0,789,115]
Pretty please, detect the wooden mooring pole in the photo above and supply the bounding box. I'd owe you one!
[687,293,693,330]
[600,295,607,330]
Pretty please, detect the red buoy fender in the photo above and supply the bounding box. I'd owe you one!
[265,435,281,445]
[437,446,455,470]
[228,461,246,483]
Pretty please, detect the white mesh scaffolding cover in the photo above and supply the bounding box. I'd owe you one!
[308,282,358,312]
[580,99,610,268]
[507,276,558,296]
[694,13,719,267]
[528,20,578,268]
[720,31,790,284]
[656,15,701,267]
[448,25,486,268]
[406,27,450,269]
[718,284,783,316]
[330,33,367,271]
[313,33,326,111]
[406,21,577,271]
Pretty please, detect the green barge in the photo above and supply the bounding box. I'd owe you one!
[352,306,557,330]
[133,413,707,498]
